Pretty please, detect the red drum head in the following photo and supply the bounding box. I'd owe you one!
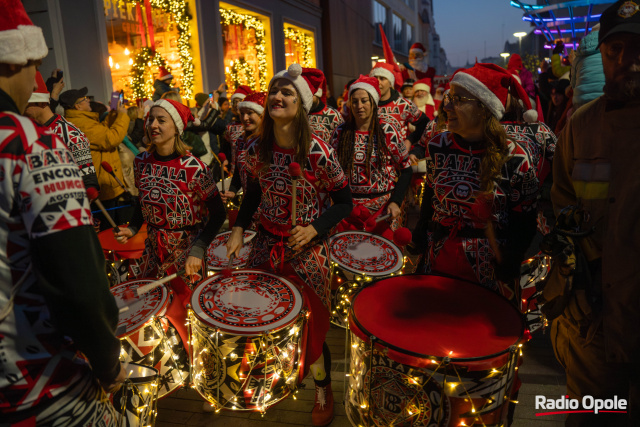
[351,274,524,361]
[99,223,147,259]
[330,231,403,276]
[112,279,169,338]
[206,230,256,270]
[191,270,304,336]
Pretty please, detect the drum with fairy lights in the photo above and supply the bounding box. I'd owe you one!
[190,270,308,412]
[346,274,524,427]
[112,279,189,398]
[99,224,148,285]
[520,253,551,334]
[206,230,256,272]
[112,363,159,427]
[329,231,404,328]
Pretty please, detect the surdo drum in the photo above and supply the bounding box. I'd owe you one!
[99,224,148,285]
[206,230,256,272]
[346,274,524,427]
[329,231,404,328]
[189,270,308,412]
[112,279,189,398]
[112,363,159,427]
[520,253,551,334]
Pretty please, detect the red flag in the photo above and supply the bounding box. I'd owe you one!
[379,24,401,74]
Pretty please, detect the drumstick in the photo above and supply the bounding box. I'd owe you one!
[218,153,227,193]
[136,269,185,296]
[364,213,392,231]
[222,254,235,278]
[87,188,120,233]
[289,162,302,227]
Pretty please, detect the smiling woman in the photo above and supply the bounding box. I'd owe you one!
[225,64,353,427]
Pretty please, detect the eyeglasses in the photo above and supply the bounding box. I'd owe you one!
[443,93,479,108]
[75,96,90,105]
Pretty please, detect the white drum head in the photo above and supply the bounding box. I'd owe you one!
[329,231,404,276]
[112,279,169,338]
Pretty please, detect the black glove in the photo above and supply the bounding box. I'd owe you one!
[553,40,564,55]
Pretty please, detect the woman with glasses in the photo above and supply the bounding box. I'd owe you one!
[417,63,539,303]
[330,75,412,234]
[226,64,352,427]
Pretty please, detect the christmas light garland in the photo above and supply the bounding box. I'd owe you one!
[122,0,195,100]
[228,58,257,90]
[219,7,268,91]
[130,47,168,100]
[284,27,314,67]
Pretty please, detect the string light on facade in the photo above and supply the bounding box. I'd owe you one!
[284,27,313,67]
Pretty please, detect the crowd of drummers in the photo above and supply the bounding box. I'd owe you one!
[2,0,640,426]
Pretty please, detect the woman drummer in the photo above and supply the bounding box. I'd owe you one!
[330,75,412,234]
[115,99,226,347]
[418,63,539,302]
[226,64,352,427]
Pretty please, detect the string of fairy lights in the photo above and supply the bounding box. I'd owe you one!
[283,27,314,67]
[130,47,168,100]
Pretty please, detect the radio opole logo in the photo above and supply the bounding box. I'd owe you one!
[535,395,628,416]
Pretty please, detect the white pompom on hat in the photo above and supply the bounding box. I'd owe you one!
[0,0,48,65]
[451,62,538,123]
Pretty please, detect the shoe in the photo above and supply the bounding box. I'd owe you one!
[312,383,334,427]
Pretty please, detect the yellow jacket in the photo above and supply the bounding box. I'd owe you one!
[65,110,130,201]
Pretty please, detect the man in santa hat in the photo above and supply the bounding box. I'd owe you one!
[401,42,436,83]
[305,68,345,144]
[370,62,429,151]
[152,65,176,101]
[24,71,99,192]
[411,78,436,120]
[0,0,124,423]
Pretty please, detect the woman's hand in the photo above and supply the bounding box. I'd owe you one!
[114,227,134,244]
[101,363,126,394]
[221,191,236,203]
[288,225,318,252]
[185,255,202,277]
[409,154,419,164]
[387,202,401,219]
[226,226,244,258]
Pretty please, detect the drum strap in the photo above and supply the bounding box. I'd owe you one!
[352,190,393,200]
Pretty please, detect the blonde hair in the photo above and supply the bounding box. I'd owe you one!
[478,107,510,193]
[145,106,191,156]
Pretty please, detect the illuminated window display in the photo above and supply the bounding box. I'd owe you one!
[103,0,197,101]
[220,2,273,92]
[283,23,316,68]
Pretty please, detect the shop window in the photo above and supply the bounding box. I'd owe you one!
[220,2,273,93]
[373,0,387,45]
[103,0,198,101]
[284,23,316,68]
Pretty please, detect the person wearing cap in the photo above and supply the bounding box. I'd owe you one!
[226,64,353,426]
[412,78,436,120]
[416,62,538,303]
[152,65,176,101]
[24,71,99,193]
[548,1,640,424]
[370,62,429,153]
[61,86,131,230]
[0,0,124,423]
[331,74,411,235]
[114,98,226,354]
[546,78,570,133]
[306,68,345,145]
[401,78,415,99]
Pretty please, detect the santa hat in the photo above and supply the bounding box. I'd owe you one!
[271,63,323,113]
[230,85,253,102]
[152,98,199,135]
[413,78,432,93]
[369,62,400,88]
[28,71,49,103]
[157,66,173,81]
[0,0,48,65]
[507,53,523,71]
[409,42,427,54]
[451,62,538,123]
[238,91,267,115]
[348,74,381,105]
[312,69,328,104]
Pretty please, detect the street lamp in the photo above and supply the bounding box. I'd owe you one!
[514,32,527,55]
[500,52,510,66]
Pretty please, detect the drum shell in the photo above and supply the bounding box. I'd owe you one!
[113,363,159,427]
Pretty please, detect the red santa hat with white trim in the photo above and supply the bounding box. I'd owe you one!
[451,62,538,123]
[28,71,49,103]
[369,62,403,92]
[152,98,199,135]
[409,42,427,55]
[0,0,48,65]
[312,69,328,104]
[230,85,253,102]
[157,66,173,81]
[238,91,267,115]
[270,64,324,113]
[348,74,381,105]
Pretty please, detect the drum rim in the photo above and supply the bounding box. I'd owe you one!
[206,230,257,269]
[113,279,170,338]
[123,362,160,384]
[349,272,525,363]
[191,269,304,335]
[329,231,404,276]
